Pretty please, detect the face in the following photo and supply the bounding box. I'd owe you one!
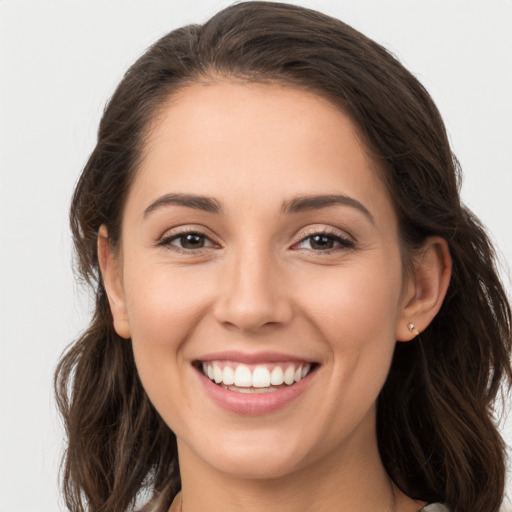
[103,82,417,480]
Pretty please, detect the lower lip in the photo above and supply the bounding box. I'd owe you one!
[198,371,315,416]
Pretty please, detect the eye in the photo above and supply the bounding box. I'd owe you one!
[295,232,354,252]
[161,231,215,251]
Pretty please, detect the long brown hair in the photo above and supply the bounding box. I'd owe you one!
[55,3,512,511]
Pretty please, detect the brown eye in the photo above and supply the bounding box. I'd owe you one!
[309,235,335,250]
[179,233,206,249]
[162,232,214,250]
[296,232,354,252]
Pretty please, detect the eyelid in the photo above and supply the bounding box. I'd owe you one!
[155,224,355,253]
[291,226,355,251]
[157,225,220,251]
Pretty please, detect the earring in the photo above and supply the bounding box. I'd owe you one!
[408,322,419,336]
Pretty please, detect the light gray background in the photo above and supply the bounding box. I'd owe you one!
[1,1,511,510]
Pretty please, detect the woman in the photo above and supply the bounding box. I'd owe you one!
[55,2,512,511]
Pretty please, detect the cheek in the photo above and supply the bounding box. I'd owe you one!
[295,258,403,346]
[122,261,213,395]
[293,258,403,407]
[125,260,210,338]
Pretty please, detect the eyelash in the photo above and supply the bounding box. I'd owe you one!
[158,228,217,253]
[158,227,355,254]
[293,229,355,253]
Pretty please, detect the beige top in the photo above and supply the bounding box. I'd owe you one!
[166,494,450,512]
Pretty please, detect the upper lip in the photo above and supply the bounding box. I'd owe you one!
[195,350,316,365]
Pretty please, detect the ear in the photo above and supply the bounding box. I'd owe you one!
[396,237,452,342]
[97,225,131,339]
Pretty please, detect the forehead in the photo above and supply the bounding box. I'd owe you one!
[127,81,394,223]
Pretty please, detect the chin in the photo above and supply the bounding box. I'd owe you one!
[209,450,307,481]
[179,425,316,481]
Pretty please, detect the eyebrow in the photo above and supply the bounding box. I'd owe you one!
[143,193,222,217]
[282,194,375,224]
[143,192,374,224]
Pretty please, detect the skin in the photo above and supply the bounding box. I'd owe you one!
[99,82,451,512]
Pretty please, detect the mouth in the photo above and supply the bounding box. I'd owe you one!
[194,360,318,394]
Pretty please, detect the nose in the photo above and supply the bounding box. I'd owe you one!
[213,247,293,333]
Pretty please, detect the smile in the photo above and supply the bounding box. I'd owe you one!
[201,361,313,393]
[193,353,319,415]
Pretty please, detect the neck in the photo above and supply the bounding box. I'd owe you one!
[174,424,407,512]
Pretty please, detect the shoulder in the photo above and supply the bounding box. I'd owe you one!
[420,504,450,512]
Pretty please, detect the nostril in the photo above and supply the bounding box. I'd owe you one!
[213,300,293,333]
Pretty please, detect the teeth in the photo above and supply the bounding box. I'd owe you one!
[222,366,235,385]
[213,363,223,384]
[252,366,271,388]
[224,385,279,394]
[202,361,313,389]
[234,365,252,387]
[283,366,295,385]
[270,366,284,385]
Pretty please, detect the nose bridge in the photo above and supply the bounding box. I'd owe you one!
[214,239,291,332]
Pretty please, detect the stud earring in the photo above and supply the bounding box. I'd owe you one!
[408,322,419,336]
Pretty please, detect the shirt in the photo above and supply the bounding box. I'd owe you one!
[420,504,450,511]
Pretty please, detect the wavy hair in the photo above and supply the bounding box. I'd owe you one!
[55,3,512,511]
